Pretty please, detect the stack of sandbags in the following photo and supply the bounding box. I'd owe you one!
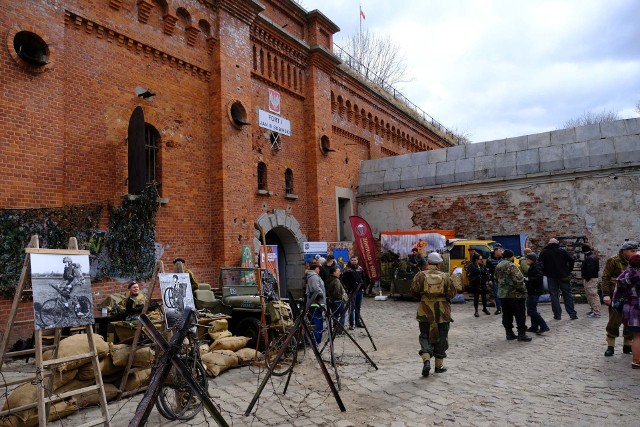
[201,350,239,376]
[197,336,258,376]
[0,382,78,427]
[1,334,114,426]
[207,319,232,341]
[0,334,158,426]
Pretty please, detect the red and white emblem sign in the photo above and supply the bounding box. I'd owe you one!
[268,88,281,114]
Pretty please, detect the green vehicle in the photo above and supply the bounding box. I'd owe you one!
[194,267,294,350]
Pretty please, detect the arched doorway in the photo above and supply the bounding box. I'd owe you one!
[255,210,306,298]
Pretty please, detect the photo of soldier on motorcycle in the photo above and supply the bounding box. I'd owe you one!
[30,253,94,330]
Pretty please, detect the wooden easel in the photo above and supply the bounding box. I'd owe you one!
[118,259,164,397]
[0,235,111,426]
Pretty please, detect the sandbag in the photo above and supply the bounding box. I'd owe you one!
[3,400,78,427]
[75,383,119,408]
[47,400,78,422]
[109,343,131,367]
[201,350,239,376]
[133,347,155,369]
[51,369,78,390]
[56,334,109,372]
[54,378,95,395]
[210,336,250,352]
[2,382,37,423]
[199,343,210,358]
[77,356,122,381]
[124,368,152,392]
[208,330,232,341]
[211,319,228,332]
[235,348,260,365]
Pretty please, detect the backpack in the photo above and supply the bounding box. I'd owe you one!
[424,271,446,295]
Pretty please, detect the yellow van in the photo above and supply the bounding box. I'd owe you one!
[446,240,496,287]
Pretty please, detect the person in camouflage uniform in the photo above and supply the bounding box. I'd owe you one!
[495,249,531,342]
[602,241,637,357]
[411,252,458,377]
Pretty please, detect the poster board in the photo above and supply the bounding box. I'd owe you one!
[30,252,94,330]
[159,273,195,329]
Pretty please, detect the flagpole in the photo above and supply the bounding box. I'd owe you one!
[359,4,362,40]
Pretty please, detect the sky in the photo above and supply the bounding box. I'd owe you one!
[301,0,640,142]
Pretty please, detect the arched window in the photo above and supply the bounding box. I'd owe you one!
[128,107,161,194]
[285,168,294,195]
[257,162,267,190]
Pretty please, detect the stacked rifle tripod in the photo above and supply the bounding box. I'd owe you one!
[244,290,378,416]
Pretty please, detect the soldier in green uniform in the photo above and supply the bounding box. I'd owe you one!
[495,249,531,342]
[602,241,637,356]
[411,252,457,377]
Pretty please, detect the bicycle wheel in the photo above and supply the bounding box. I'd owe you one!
[294,328,307,364]
[74,296,92,318]
[265,332,297,376]
[163,287,175,309]
[39,299,63,328]
[157,352,208,420]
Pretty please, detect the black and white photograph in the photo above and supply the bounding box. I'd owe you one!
[30,252,94,330]
[159,273,195,329]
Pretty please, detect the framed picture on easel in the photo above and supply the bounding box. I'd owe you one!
[159,273,195,329]
[29,251,94,330]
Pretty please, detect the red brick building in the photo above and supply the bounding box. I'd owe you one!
[1,0,456,306]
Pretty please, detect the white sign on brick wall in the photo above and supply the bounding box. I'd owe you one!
[258,109,291,136]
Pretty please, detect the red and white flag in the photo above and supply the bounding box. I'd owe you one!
[360,6,366,20]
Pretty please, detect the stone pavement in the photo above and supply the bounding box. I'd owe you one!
[32,297,640,426]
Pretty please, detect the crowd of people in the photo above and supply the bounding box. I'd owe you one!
[303,237,640,377]
[304,255,372,345]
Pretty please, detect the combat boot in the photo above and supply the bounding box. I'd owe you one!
[421,360,430,377]
[505,329,517,340]
[517,333,532,342]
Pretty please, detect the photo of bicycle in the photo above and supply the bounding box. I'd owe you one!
[30,253,94,330]
[159,273,195,329]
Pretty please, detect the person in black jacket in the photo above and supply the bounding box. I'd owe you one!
[342,256,369,330]
[581,244,601,318]
[466,253,490,317]
[524,253,549,334]
[538,238,577,320]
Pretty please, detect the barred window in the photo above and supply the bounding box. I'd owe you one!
[145,124,160,186]
[257,162,267,190]
[285,168,294,195]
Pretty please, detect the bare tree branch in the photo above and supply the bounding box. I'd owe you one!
[635,100,640,116]
[561,109,620,128]
[337,28,409,89]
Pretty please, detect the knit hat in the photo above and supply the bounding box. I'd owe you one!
[492,243,503,249]
[525,253,537,262]
[581,244,592,253]
[503,249,515,259]
[621,241,639,250]
[523,247,532,255]
[548,238,560,245]
[629,254,640,268]
[427,252,443,264]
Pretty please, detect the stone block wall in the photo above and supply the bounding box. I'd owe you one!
[357,118,640,259]
[359,118,640,195]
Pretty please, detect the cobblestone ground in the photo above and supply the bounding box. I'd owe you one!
[13,297,639,426]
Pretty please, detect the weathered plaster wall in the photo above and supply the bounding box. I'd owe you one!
[357,118,640,257]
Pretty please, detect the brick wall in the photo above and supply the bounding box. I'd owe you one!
[0,0,452,341]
